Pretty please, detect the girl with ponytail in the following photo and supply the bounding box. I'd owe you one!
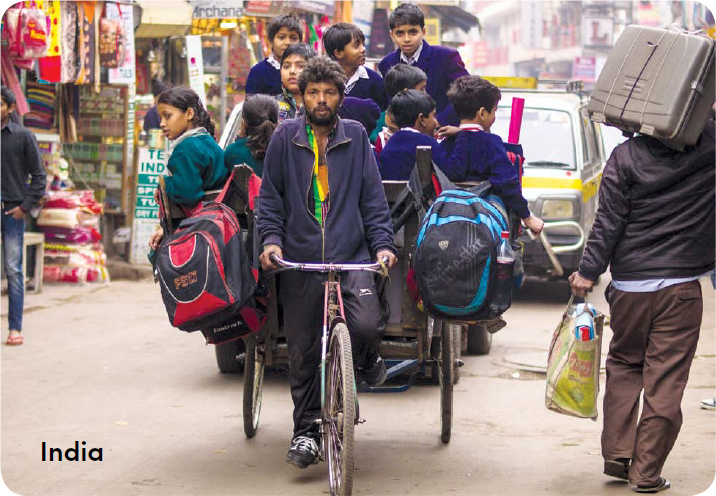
[224,94,279,177]
[148,87,229,250]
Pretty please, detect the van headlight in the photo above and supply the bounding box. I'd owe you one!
[541,199,577,220]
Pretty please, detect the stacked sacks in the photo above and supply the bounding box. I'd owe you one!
[37,190,110,284]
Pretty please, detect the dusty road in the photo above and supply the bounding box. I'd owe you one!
[1,276,714,496]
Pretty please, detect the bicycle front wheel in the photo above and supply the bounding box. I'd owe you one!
[243,340,265,439]
[324,323,356,496]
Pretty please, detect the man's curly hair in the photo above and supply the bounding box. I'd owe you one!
[298,56,347,96]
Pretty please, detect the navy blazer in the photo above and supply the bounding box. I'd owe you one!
[378,40,468,113]
[346,68,388,111]
[246,59,282,96]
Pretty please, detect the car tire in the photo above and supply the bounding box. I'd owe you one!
[466,323,492,355]
[215,339,246,374]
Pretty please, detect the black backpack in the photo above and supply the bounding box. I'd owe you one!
[413,182,510,321]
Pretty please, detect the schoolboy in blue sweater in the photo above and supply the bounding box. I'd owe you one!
[246,14,302,96]
[371,64,426,146]
[323,23,388,111]
[378,90,462,180]
[378,3,468,115]
[441,76,543,235]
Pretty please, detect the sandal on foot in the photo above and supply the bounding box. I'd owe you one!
[633,477,671,493]
[6,335,23,346]
[604,458,630,480]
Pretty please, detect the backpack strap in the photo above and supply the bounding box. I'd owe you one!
[390,163,427,233]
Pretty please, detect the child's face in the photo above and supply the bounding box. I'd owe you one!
[158,103,194,140]
[281,54,308,95]
[390,24,425,59]
[334,36,366,69]
[416,109,438,137]
[477,103,498,132]
[413,80,427,92]
[270,27,300,60]
[0,98,14,124]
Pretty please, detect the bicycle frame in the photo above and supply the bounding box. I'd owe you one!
[268,255,387,415]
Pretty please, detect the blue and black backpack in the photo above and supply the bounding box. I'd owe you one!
[412,177,510,321]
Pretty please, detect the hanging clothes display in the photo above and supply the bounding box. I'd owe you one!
[59,1,79,83]
[24,81,56,129]
[37,0,62,83]
[0,51,30,115]
[75,1,97,85]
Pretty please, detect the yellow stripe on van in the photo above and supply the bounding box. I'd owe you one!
[522,177,583,191]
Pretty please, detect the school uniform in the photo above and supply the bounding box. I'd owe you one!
[165,128,228,206]
[345,65,388,111]
[378,128,448,180]
[246,55,282,96]
[378,40,468,113]
[440,125,530,218]
[224,137,263,177]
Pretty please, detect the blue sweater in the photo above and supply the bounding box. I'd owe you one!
[378,130,455,181]
[379,40,468,113]
[246,59,282,96]
[441,131,530,218]
[346,68,388,111]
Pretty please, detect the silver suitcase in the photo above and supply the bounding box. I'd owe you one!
[588,25,715,151]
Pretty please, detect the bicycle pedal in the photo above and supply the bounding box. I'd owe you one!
[456,359,465,368]
[357,418,366,424]
[314,419,323,425]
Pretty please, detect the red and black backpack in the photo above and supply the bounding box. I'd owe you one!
[156,173,266,343]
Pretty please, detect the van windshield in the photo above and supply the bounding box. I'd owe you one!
[492,107,576,170]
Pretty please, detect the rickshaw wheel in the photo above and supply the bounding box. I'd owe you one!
[243,341,265,438]
[324,323,356,496]
[438,321,454,444]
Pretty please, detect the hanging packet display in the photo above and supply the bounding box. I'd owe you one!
[3,5,50,59]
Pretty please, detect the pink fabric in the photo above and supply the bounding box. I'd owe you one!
[1,51,29,115]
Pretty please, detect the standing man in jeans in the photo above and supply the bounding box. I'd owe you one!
[1,86,47,346]
[258,57,397,469]
[570,117,715,493]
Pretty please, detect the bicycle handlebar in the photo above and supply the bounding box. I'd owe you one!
[269,254,389,276]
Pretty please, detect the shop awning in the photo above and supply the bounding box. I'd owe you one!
[428,5,480,33]
[135,0,193,38]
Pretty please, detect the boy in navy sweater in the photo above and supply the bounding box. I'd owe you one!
[378,90,462,180]
[441,75,543,235]
[246,14,302,96]
[323,23,387,111]
[371,64,426,150]
[378,3,468,117]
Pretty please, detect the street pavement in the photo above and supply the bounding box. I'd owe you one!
[1,276,714,496]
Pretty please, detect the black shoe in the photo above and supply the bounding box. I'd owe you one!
[604,458,630,480]
[361,350,387,386]
[286,436,320,469]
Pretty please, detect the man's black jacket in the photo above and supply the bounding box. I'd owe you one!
[579,120,715,281]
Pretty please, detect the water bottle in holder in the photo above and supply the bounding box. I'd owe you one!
[490,231,515,315]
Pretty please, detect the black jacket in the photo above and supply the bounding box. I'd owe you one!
[1,119,46,212]
[258,115,395,264]
[579,120,715,281]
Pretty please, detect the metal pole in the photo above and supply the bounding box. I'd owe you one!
[220,35,229,134]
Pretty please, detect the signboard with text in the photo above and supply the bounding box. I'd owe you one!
[130,148,167,265]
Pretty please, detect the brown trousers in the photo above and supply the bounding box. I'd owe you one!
[601,280,702,486]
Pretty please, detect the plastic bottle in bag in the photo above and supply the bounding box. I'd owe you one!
[490,231,515,315]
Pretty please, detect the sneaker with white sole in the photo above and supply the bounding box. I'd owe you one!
[361,350,387,386]
[286,435,320,468]
[700,398,716,410]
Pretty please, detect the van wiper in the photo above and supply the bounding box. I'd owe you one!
[526,161,572,168]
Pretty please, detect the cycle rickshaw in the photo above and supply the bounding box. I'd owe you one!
[157,146,519,496]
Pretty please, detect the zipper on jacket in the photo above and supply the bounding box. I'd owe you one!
[294,133,351,263]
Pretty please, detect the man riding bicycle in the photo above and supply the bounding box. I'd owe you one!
[257,56,397,469]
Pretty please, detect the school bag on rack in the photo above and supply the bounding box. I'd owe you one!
[155,170,266,343]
